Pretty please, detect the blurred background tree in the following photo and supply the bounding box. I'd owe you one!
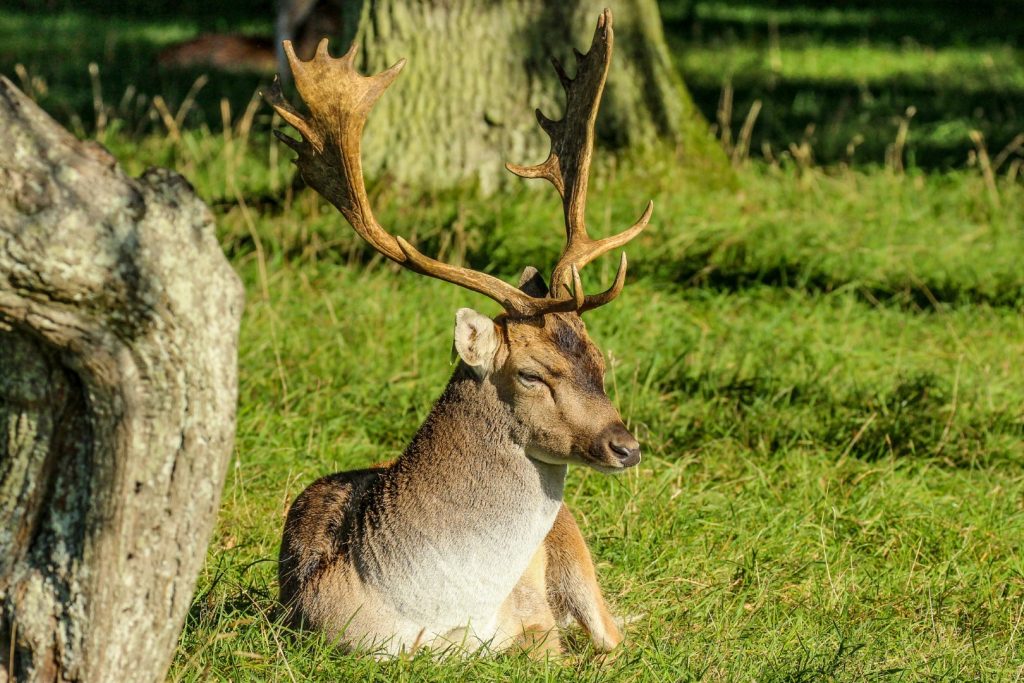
[273,0,726,190]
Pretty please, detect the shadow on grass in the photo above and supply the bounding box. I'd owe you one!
[6,0,274,23]
[663,0,1024,168]
[649,252,1024,310]
[0,8,273,134]
[663,0,1024,48]
[684,74,1023,169]
[2,1,1021,170]
[187,556,280,633]
[658,368,1024,465]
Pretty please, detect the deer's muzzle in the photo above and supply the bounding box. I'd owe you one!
[589,423,641,471]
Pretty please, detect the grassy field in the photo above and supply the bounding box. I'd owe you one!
[166,162,1024,681]
[3,1,1024,681]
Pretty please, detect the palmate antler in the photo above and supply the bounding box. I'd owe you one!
[264,8,651,318]
[507,9,653,311]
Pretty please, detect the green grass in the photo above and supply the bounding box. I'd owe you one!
[161,141,1022,679]
[668,0,1024,168]
[4,1,1023,171]
[174,269,1024,680]
[4,1,1024,680]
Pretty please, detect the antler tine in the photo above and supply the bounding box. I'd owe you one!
[580,252,627,313]
[263,39,406,262]
[265,38,581,318]
[506,8,653,310]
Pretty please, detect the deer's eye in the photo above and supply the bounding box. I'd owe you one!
[517,370,544,387]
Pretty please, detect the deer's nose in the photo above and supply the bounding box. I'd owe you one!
[607,427,641,467]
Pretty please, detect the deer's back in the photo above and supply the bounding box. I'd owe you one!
[278,467,385,627]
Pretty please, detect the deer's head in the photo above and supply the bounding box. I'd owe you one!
[452,273,640,472]
[267,9,648,472]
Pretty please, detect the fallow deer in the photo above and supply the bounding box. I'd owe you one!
[265,8,652,657]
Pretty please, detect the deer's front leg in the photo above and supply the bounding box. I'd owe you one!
[543,503,623,652]
[497,544,562,657]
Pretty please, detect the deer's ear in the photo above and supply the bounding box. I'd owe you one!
[453,308,501,377]
[518,266,549,297]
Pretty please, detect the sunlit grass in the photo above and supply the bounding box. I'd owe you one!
[679,42,1024,94]
[173,248,1024,679]
[4,1,1024,678]
[148,123,1022,679]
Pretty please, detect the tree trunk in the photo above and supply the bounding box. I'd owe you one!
[0,77,244,683]
[285,0,727,191]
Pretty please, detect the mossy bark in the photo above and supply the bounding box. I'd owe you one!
[317,0,726,191]
[0,77,244,683]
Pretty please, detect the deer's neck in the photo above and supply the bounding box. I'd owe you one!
[354,366,565,629]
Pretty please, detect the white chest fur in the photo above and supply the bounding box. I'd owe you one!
[355,454,566,650]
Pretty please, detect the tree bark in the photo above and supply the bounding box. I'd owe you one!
[0,77,244,683]
[285,0,727,191]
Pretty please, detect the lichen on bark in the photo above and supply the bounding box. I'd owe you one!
[0,76,244,683]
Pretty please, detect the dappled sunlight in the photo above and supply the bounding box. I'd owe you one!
[3,1,1022,679]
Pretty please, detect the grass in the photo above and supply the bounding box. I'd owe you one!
[3,1,1024,680]
[4,1,1023,170]
[667,0,1024,168]
[175,268,1024,680]
[166,155,1022,679]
